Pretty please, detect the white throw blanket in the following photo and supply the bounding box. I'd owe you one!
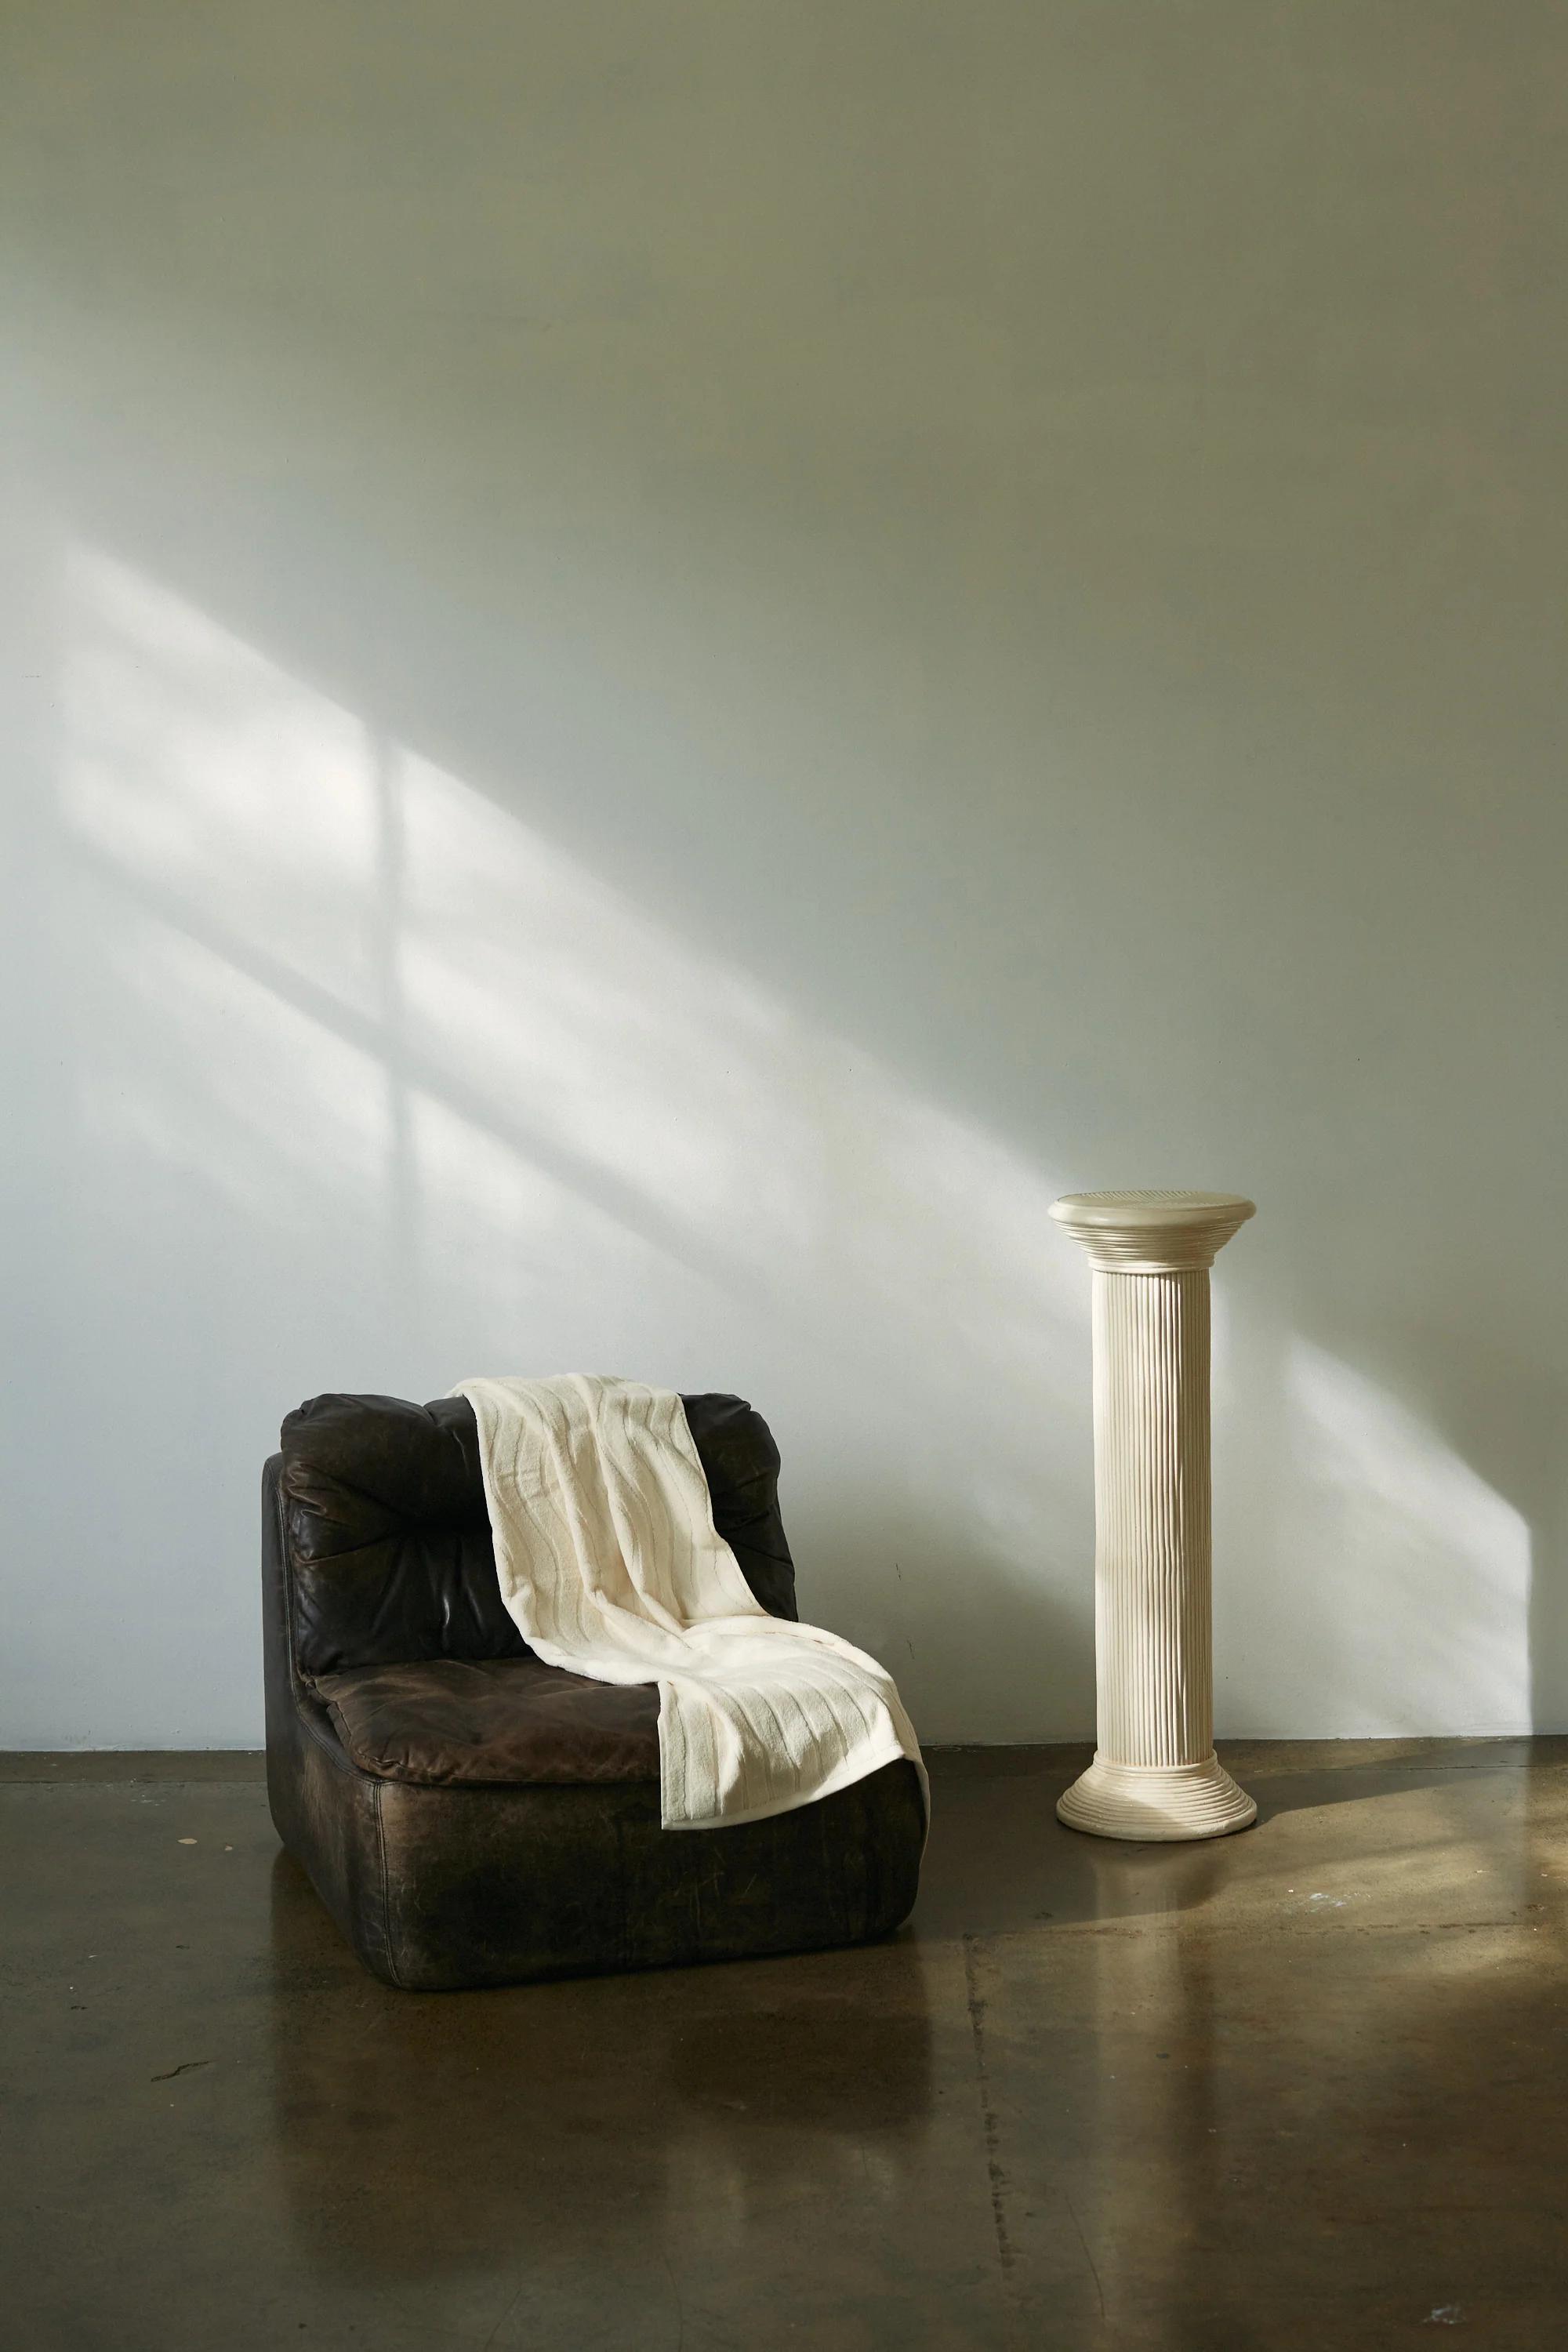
[452,1374,927,1831]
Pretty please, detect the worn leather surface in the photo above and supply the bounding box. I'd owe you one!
[262,1393,923,1991]
[263,1459,399,1981]
[280,1389,795,1678]
[370,1755,927,1991]
[316,1655,661,1786]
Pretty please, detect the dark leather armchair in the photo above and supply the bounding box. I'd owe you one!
[263,1390,925,1990]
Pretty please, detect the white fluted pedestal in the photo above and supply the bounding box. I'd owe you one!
[1050,1190,1257,1842]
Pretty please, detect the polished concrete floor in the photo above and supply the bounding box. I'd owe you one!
[4,1740,1566,2350]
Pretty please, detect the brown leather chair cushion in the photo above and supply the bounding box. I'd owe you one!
[264,1452,925,1989]
[281,1390,796,1677]
[314,1654,660,1787]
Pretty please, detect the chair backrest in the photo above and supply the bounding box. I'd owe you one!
[277,1389,797,1677]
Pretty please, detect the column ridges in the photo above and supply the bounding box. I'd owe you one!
[1095,1268,1210,1768]
[1051,1188,1256,1843]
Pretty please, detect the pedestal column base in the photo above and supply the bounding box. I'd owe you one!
[1056,1754,1257,1842]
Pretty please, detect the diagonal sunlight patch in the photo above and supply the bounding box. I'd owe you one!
[1282,1341,1530,1735]
[56,545,1091,1738]
[53,546,1534,1742]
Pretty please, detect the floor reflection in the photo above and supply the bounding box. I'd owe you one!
[9,1748,1568,2347]
[266,1851,938,2292]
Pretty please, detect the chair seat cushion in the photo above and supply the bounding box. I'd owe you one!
[314,1655,660,1787]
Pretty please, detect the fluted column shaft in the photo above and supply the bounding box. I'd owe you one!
[1050,1190,1256,1842]
[1094,1266,1211,1768]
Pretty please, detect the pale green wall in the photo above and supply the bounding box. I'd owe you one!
[3,3,1564,1743]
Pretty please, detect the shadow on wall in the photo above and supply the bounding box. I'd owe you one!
[3,1,1566,1744]
[10,533,1537,1751]
[37,543,1094,1744]
[1215,1323,1533,1740]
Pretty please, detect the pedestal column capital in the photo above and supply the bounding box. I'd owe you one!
[1049,1189,1255,1275]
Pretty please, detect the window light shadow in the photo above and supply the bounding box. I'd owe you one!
[14,542,1537,1755]
[53,543,1094,1744]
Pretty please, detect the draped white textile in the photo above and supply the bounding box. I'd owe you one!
[451,1374,927,1831]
